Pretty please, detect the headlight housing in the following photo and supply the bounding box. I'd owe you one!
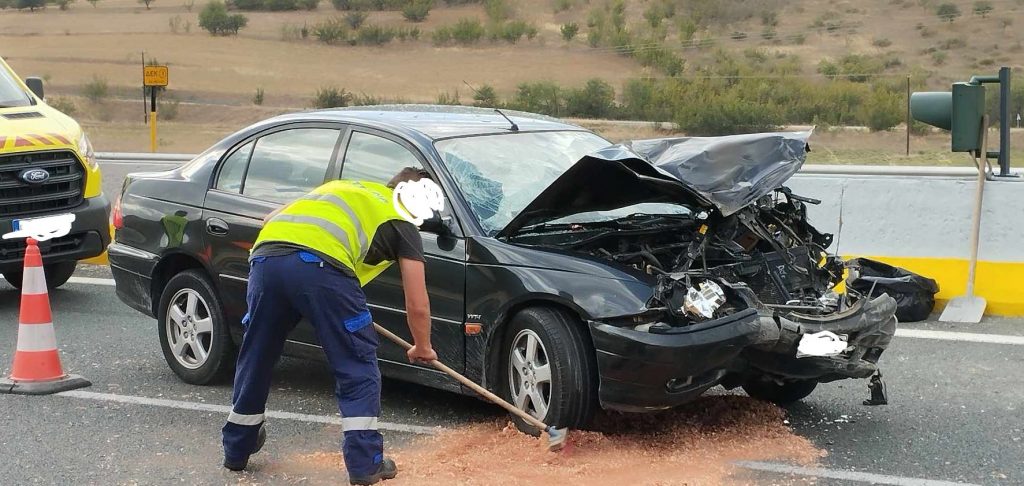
[77,132,98,170]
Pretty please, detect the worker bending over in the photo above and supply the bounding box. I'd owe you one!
[222,168,442,485]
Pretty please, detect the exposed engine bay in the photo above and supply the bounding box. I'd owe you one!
[501,131,896,404]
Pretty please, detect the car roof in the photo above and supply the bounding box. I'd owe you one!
[266,104,587,140]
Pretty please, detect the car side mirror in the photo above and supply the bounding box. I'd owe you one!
[25,77,44,100]
[420,211,452,236]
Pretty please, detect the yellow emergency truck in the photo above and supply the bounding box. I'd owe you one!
[0,57,110,289]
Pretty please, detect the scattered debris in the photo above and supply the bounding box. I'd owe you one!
[289,395,824,485]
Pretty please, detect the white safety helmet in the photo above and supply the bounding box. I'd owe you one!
[393,178,445,226]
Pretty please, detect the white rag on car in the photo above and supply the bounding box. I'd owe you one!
[796,331,848,357]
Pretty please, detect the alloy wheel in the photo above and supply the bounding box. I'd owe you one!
[508,329,553,420]
[165,288,214,370]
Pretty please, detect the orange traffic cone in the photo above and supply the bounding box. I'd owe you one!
[1,238,90,395]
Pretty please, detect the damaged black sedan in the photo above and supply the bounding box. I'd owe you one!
[109,106,896,432]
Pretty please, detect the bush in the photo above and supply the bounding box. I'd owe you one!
[560,22,578,41]
[55,0,74,10]
[931,51,948,65]
[82,76,109,103]
[200,1,248,35]
[436,90,461,105]
[356,24,395,45]
[450,17,484,44]
[496,20,535,44]
[973,0,992,17]
[939,37,967,50]
[936,3,961,22]
[264,0,297,10]
[860,88,902,131]
[730,31,747,40]
[431,26,452,45]
[484,0,511,22]
[760,28,775,40]
[252,87,264,105]
[159,94,180,121]
[402,0,431,21]
[565,79,616,118]
[298,0,317,9]
[872,37,892,48]
[313,17,349,44]
[313,86,353,108]
[472,84,498,107]
[48,97,77,116]
[511,81,563,116]
[552,0,571,13]
[16,0,45,10]
[345,10,367,28]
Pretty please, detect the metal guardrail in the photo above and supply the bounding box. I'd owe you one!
[96,152,1021,178]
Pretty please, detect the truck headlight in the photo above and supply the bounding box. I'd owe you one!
[77,133,98,170]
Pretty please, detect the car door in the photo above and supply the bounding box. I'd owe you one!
[338,128,468,375]
[202,124,344,337]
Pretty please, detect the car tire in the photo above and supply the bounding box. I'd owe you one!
[2,261,78,290]
[742,377,818,405]
[157,269,235,385]
[499,307,598,435]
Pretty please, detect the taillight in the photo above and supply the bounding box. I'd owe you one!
[112,195,124,229]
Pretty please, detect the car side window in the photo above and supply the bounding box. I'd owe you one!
[215,141,253,193]
[341,131,422,184]
[242,128,341,204]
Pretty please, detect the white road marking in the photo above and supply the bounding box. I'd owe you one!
[896,328,1024,346]
[62,278,1024,346]
[735,461,980,486]
[57,390,440,435]
[67,276,117,286]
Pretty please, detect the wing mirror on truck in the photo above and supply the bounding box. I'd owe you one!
[25,77,44,100]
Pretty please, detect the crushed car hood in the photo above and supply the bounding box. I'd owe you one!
[497,131,812,238]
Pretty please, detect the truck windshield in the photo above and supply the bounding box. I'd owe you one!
[434,131,611,235]
[0,65,33,108]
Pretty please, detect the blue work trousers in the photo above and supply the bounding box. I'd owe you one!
[222,251,384,477]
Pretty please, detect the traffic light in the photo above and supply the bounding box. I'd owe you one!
[910,67,1013,176]
[910,83,985,153]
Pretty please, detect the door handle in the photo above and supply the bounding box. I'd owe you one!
[206,217,229,236]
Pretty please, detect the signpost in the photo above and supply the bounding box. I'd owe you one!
[143,65,169,153]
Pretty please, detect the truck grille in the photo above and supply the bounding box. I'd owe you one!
[0,232,85,262]
[0,150,85,218]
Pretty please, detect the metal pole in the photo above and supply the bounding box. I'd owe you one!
[149,88,157,153]
[906,75,911,156]
[141,52,147,123]
[998,66,1011,176]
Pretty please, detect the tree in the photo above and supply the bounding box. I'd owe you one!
[16,0,45,11]
[138,0,154,8]
[55,0,73,9]
[86,0,100,7]
[936,3,961,22]
[199,0,248,35]
[973,1,993,17]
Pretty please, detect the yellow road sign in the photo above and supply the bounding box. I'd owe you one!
[143,65,169,87]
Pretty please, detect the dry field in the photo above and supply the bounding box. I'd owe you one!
[3,0,1022,163]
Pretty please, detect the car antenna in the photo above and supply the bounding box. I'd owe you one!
[494,109,519,132]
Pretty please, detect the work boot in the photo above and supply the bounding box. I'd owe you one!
[348,458,398,485]
[223,424,267,471]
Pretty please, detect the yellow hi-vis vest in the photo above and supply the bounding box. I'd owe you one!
[253,180,406,286]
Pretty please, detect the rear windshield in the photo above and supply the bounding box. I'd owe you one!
[0,63,33,108]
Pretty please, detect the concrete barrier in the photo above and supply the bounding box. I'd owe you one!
[788,172,1024,317]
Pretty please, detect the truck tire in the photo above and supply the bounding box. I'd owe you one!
[499,307,598,435]
[157,269,235,385]
[2,261,78,290]
[743,377,818,405]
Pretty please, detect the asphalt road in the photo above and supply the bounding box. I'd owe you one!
[1,266,1022,485]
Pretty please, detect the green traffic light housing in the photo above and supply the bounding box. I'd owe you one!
[910,67,1013,176]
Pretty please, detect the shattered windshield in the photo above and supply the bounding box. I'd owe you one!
[0,64,32,108]
[434,131,611,235]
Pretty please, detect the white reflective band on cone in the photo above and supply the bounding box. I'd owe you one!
[227,411,265,426]
[341,416,378,431]
[16,324,57,352]
[20,267,48,296]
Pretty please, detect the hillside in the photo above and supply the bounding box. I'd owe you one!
[1,0,1022,157]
